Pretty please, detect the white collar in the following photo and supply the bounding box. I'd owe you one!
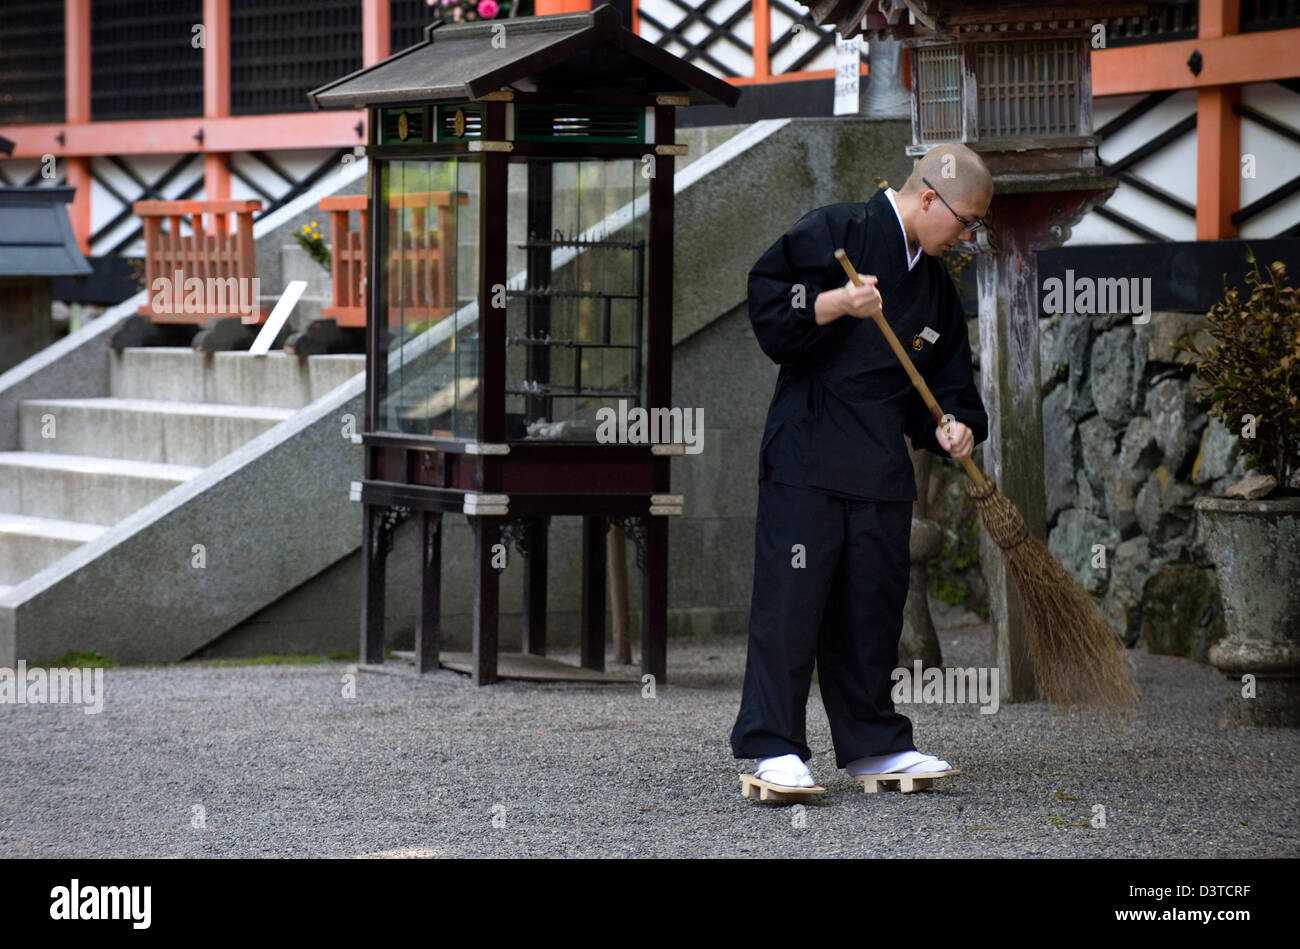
[884,188,921,271]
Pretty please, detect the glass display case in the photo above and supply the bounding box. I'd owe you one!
[308,5,738,686]
[377,155,650,444]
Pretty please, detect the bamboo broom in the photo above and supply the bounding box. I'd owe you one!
[834,248,1139,715]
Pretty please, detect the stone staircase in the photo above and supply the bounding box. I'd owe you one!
[0,348,363,653]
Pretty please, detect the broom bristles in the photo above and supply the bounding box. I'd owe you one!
[965,478,1141,718]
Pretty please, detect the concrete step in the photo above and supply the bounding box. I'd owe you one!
[0,451,201,526]
[0,513,106,585]
[19,398,295,467]
[109,348,364,409]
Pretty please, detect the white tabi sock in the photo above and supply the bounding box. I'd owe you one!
[756,753,815,788]
[845,750,951,776]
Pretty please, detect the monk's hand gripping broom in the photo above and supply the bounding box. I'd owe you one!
[833,248,1139,715]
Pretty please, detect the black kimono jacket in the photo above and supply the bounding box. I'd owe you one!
[749,188,989,503]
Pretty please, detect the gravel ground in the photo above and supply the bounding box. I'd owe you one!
[1,612,1297,859]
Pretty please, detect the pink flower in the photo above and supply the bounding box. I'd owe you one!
[478,0,499,17]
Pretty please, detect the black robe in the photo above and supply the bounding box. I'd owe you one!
[748,188,989,502]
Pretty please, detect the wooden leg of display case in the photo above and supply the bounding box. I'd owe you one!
[415,510,442,674]
[360,504,387,666]
[522,516,549,657]
[580,515,606,672]
[472,515,500,686]
[643,515,668,685]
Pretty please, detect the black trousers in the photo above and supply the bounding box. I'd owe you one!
[730,477,916,770]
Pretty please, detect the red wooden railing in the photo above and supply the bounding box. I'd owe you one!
[319,191,470,328]
[135,199,263,323]
[320,195,368,327]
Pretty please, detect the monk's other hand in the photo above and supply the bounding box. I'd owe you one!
[840,276,882,319]
[935,420,973,461]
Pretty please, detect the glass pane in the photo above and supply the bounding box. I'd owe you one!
[504,157,649,442]
[378,157,480,438]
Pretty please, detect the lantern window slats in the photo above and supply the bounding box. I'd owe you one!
[973,39,1080,141]
[917,45,962,143]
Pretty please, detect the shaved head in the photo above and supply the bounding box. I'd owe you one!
[900,144,993,206]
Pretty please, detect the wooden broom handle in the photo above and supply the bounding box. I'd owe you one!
[833,248,988,490]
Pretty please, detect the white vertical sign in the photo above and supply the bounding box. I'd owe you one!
[833,33,863,116]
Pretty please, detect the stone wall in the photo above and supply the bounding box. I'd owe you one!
[1038,310,1258,659]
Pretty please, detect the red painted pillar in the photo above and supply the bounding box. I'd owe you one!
[535,0,593,13]
[363,0,390,66]
[64,0,92,253]
[1196,0,1241,240]
[203,0,231,209]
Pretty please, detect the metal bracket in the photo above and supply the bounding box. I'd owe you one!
[464,493,509,516]
[650,493,683,516]
[464,442,511,455]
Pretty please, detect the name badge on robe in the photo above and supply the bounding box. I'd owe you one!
[913,326,940,350]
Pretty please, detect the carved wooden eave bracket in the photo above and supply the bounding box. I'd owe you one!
[978,175,1119,255]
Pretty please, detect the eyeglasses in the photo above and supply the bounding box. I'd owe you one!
[922,176,985,233]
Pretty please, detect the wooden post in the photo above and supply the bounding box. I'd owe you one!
[363,0,390,67]
[609,520,631,664]
[581,515,607,671]
[1196,0,1241,241]
[472,516,501,685]
[643,516,668,685]
[361,505,387,665]
[753,0,771,81]
[975,207,1042,703]
[975,186,1115,702]
[416,511,442,673]
[522,516,549,656]
[64,0,91,253]
[203,0,231,217]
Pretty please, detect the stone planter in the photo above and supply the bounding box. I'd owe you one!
[1194,496,1300,726]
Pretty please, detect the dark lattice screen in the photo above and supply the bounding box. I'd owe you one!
[1243,0,1300,31]
[1104,1,1198,47]
[91,0,204,120]
[390,0,439,54]
[0,0,65,123]
[231,0,362,114]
